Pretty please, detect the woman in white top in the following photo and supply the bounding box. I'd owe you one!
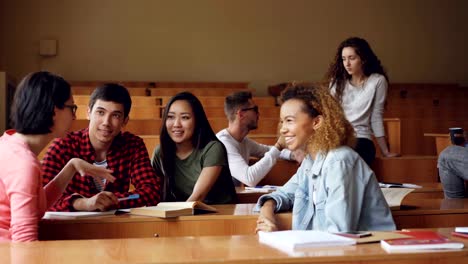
[325,37,399,166]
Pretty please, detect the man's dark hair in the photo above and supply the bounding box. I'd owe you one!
[89,83,132,118]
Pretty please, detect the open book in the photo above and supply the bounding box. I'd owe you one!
[381,230,464,252]
[380,188,415,209]
[379,182,422,188]
[43,210,117,219]
[258,230,356,254]
[130,201,217,218]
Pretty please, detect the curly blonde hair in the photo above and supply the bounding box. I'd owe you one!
[280,83,356,155]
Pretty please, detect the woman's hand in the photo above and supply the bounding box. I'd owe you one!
[383,152,400,158]
[256,214,278,233]
[255,199,278,233]
[69,158,115,182]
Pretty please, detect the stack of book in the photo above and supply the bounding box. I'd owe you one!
[452,227,468,239]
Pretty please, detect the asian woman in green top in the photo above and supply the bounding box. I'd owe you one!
[151,92,236,204]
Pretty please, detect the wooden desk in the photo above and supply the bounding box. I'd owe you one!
[39,204,288,240]
[424,133,451,155]
[6,229,468,264]
[393,198,468,229]
[39,199,468,240]
[237,183,444,203]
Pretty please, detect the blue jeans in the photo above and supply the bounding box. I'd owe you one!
[438,145,468,198]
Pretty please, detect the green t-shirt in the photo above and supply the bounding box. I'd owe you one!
[152,141,236,204]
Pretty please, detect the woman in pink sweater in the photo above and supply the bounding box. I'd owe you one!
[0,72,115,242]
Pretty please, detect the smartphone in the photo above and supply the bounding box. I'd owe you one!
[336,231,372,238]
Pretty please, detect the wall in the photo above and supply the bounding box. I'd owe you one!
[3,0,468,94]
[0,0,5,71]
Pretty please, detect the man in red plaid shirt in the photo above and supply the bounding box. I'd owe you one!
[42,84,161,211]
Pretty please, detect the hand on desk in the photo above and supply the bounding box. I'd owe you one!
[73,191,119,212]
[256,214,278,233]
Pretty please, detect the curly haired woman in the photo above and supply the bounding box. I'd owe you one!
[255,84,395,232]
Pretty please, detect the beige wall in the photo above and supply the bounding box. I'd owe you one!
[3,0,468,95]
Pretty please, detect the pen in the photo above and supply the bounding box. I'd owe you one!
[118,194,140,202]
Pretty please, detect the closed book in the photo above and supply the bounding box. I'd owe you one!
[452,232,468,239]
[130,201,217,218]
[380,231,464,252]
[258,230,356,254]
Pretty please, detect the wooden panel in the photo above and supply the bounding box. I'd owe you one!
[424,133,451,155]
[74,95,160,106]
[38,200,468,241]
[140,135,159,156]
[236,183,444,203]
[256,159,300,186]
[157,96,277,107]
[72,86,148,96]
[11,228,468,264]
[371,155,438,183]
[201,106,280,119]
[150,88,252,97]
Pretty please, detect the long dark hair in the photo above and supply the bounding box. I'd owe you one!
[325,37,388,103]
[159,92,220,197]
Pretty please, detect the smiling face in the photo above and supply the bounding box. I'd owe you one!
[165,100,195,146]
[87,99,128,148]
[279,99,318,151]
[342,46,363,76]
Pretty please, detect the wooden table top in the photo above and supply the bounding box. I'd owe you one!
[5,228,468,264]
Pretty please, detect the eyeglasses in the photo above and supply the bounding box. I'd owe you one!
[240,105,259,114]
[64,104,78,115]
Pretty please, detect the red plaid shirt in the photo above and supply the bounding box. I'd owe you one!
[42,128,161,211]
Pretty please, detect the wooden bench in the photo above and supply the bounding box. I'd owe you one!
[72,86,149,96]
[371,155,439,183]
[236,182,445,203]
[424,133,451,155]
[150,87,252,97]
[156,96,277,107]
[74,95,160,106]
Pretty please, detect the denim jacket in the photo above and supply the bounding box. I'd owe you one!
[258,146,395,232]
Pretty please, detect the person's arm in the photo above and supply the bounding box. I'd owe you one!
[256,199,278,232]
[8,161,42,241]
[370,76,399,157]
[221,136,281,187]
[187,141,227,201]
[44,158,115,208]
[187,166,222,202]
[116,136,161,209]
[42,137,86,211]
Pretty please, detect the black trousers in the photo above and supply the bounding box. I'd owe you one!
[354,138,376,167]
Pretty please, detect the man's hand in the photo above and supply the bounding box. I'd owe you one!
[73,191,119,211]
